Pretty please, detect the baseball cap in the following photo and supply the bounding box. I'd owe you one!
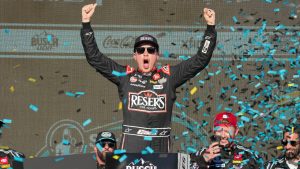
[214,112,238,128]
[134,34,159,51]
[95,131,116,144]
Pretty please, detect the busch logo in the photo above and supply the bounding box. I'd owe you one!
[128,90,166,113]
[126,158,157,169]
[31,31,58,50]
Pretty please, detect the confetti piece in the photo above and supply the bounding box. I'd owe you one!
[241,116,250,122]
[55,157,64,162]
[9,86,15,92]
[163,50,169,58]
[292,127,294,134]
[47,35,52,42]
[96,143,103,151]
[113,155,120,160]
[62,139,70,145]
[182,131,189,136]
[65,92,75,97]
[232,16,238,23]
[230,26,235,32]
[145,146,154,154]
[144,136,153,141]
[14,157,24,162]
[273,8,280,12]
[82,118,92,127]
[118,102,122,110]
[179,55,191,61]
[119,154,127,162]
[187,147,197,153]
[276,146,283,150]
[190,87,197,95]
[28,78,36,83]
[29,104,39,112]
[2,119,12,124]
[114,149,126,154]
[112,70,127,77]
[75,92,85,96]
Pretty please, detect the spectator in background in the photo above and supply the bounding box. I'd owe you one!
[0,120,25,169]
[94,131,117,169]
[265,123,300,169]
[190,112,263,169]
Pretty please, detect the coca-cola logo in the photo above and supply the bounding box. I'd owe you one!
[128,90,166,113]
[103,35,135,48]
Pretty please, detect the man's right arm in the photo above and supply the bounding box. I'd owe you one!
[81,4,125,85]
[81,23,125,85]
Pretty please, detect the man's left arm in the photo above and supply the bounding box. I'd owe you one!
[171,8,217,88]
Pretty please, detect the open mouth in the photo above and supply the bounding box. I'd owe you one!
[143,59,149,68]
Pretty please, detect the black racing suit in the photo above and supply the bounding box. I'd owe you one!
[81,22,217,153]
[265,156,299,169]
[190,144,264,169]
[0,146,25,169]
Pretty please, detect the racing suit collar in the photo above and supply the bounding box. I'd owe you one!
[137,66,157,76]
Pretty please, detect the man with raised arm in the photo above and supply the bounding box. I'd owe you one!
[81,3,217,153]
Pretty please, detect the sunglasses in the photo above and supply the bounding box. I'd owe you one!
[135,47,157,54]
[281,139,299,147]
[99,141,115,148]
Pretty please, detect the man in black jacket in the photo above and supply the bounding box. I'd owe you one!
[81,3,217,153]
[190,112,263,169]
[265,124,300,169]
[94,131,117,169]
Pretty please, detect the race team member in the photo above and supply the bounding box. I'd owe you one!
[190,112,263,168]
[81,3,217,152]
[265,124,300,169]
[94,131,117,169]
[0,120,25,169]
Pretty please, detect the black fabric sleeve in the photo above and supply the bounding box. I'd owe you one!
[171,25,217,88]
[80,22,126,86]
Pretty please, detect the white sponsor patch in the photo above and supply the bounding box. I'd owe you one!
[153,85,163,90]
[201,40,210,54]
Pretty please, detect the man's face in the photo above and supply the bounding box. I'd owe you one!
[94,141,116,162]
[133,44,159,73]
[283,132,300,160]
[214,124,238,147]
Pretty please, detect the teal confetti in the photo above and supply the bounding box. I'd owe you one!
[163,50,169,58]
[112,70,127,77]
[232,16,238,23]
[29,104,39,112]
[14,157,24,162]
[2,119,12,124]
[144,136,153,141]
[273,8,280,12]
[82,118,92,127]
[230,26,235,32]
[119,154,127,162]
[145,146,154,153]
[96,143,103,151]
[65,92,75,97]
[179,55,191,61]
[55,157,64,162]
[187,147,197,153]
[114,149,126,154]
[241,116,250,122]
[47,35,52,42]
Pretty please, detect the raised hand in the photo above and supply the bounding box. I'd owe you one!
[203,8,215,25]
[82,3,97,23]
